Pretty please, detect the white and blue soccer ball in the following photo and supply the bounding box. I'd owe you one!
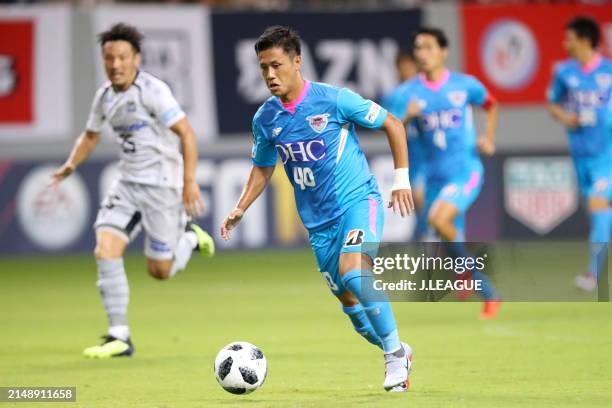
[214,341,267,394]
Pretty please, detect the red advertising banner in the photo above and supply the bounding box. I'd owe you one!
[0,20,34,123]
[461,4,612,104]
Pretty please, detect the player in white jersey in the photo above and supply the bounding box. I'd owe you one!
[50,23,215,358]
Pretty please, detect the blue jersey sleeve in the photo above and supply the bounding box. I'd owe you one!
[337,87,388,129]
[379,91,392,111]
[547,66,566,104]
[386,89,410,120]
[251,122,277,167]
[466,76,488,106]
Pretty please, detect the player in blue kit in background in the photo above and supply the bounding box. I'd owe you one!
[380,51,428,240]
[220,26,415,392]
[393,27,501,319]
[547,16,611,292]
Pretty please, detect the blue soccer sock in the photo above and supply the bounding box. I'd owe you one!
[342,303,383,349]
[415,210,429,241]
[588,210,610,278]
[454,215,466,242]
[340,269,401,353]
[445,241,498,300]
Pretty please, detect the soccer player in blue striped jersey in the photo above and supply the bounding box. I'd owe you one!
[380,51,428,240]
[393,27,501,318]
[220,26,415,392]
[547,16,611,292]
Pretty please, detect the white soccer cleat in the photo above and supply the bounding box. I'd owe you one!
[575,273,597,292]
[383,342,413,392]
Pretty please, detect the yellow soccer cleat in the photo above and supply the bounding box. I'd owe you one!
[83,335,134,359]
[189,223,215,257]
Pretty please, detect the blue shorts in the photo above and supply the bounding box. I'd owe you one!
[573,154,611,200]
[425,166,484,216]
[308,195,384,296]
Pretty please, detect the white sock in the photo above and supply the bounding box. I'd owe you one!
[97,258,129,331]
[109,325,130,341]
[170,231,197,277]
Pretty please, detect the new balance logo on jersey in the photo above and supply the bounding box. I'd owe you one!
[421,109,463,131]
[276,139,326,164]
[344,229,365,247]
[306,114,330,133]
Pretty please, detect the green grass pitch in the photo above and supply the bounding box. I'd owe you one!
[1,250,611,407]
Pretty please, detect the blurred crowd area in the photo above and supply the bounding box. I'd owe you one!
[0,0,609,10]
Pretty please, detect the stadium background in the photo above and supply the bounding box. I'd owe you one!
[1,2,611,407]
[1,1,610,254]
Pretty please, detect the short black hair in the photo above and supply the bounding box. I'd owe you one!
[396,49,415,65]
[98,23,144,54]
[254,25,301,56]
[566,16,600,48]
[414,27,449,49]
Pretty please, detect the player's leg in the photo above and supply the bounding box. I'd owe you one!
[336,196,412,391]
[144,227,214,280]
[166,222,215,276]
[412,179,427,241]
[410,139,428,241]
[336,288,384,349]
[587,196,610,277]
[429,200,496,299]
[84,182,140,358]
[338,251,412,392]
[576,157,611,291]
[141,186,214,280]
[428,197,458,241]
[339,252,401,353]
[408,137,428,241]
[309,223,384,348]
[428,172,500,314]
[94,229,129,338]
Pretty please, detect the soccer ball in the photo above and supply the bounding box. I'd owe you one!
[214,341,267,394]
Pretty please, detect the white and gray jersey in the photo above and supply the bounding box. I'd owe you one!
[86,71,186,188]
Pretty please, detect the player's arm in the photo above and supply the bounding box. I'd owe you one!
[383,84,420,127]
[170,117,204,218]
[477,96,499,156]
[546,66,578,129]
[467,76,499,156]
[381,113,415,216]
[547,103,579,129]
[51,130,100,187]
[52,88,107,187]
[150,80,204,217]
[220,166,275,241]
[402,100,422,125]
[220,121,277,240]
[336,87,414,217]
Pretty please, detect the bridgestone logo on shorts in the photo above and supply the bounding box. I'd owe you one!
[344,229,365,247]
